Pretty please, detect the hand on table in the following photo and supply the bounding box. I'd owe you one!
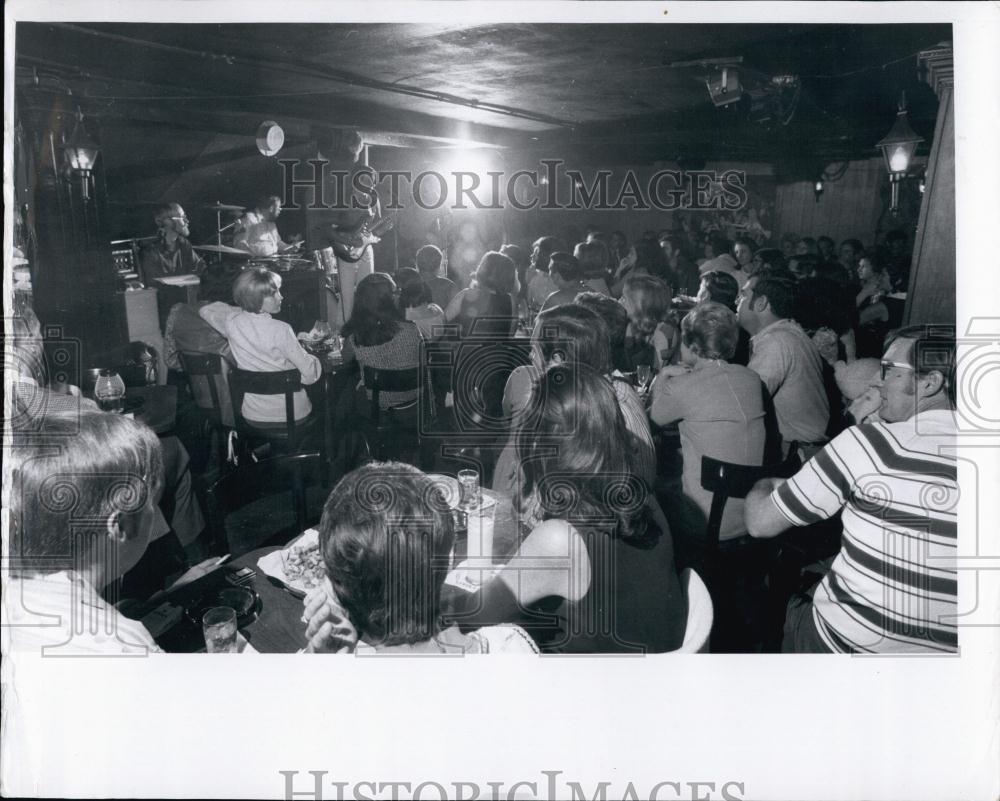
[302,582,358,653]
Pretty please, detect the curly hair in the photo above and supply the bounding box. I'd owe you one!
[318,461,455,647]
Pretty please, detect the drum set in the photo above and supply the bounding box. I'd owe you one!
[193,202,330,275]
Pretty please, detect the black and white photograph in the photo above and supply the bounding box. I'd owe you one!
[3,2,998,799]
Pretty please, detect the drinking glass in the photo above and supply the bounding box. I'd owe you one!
[94,369,126,413]
[202,606,238,653]
[636,364,652,391]
[457,469,481,510]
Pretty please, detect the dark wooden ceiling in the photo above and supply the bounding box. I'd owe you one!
[15,21,950,164]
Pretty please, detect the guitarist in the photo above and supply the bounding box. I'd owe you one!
[308,130,378,325]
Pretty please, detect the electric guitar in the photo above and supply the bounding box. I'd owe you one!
[327,210,395,263]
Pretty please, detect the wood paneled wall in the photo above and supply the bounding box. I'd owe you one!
[774,158,885,248]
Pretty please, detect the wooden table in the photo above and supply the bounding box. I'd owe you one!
[151,483,519,653]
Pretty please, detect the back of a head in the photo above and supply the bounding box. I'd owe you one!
[318,462,454,646]
[699,270,739,311]
[682,301,739,361]
[752,248,786,274]
[532,236,567,270]
[548,251,582,283]
[474,251,517,294]
[573,291,629,352]
[573,240,610,279]
[416,245,443,276]
[516,364,653,544]
[9,412,165,573]
[499,243,528,272]
[623,274,670,336]
[342,273,400,346]
[232,267,281,312]
[535,303,611,373]
[395,268,431,309]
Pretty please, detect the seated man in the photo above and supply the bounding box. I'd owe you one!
[3,412,165,654]
[139,203,205,283]
[745,325,958,654]
[234,195,301,258]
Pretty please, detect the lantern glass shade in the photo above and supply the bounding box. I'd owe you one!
[64,142,99,172]
[877,110,923,175]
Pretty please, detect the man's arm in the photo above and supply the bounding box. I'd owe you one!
[745,478,794,539]
[198,302,239,335]
[747,336,789,396]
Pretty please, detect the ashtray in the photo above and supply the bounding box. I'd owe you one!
[185,585,261,628]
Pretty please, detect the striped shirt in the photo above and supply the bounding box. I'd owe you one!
[770,410,957,653]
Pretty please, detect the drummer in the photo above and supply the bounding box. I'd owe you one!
[139,203,206,283]
[234,195,303,258]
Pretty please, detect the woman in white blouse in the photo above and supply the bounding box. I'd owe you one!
[200,267,321,424]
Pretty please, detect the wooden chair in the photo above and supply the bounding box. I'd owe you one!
[227,367,319,457]
[204,452,324,557]
[358,365,427,464]
[699,455,781,652]
[178,351,234,473]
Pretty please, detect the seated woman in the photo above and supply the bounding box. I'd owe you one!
[395,267,446,340]
[341,272,425,413]
[572,240,612,296]
[854,254,892,358]
[648,302,767,546]
[453,364,687,653]
[620,273,679,369]
[695,270,750,365]
[199,266,321,425]
[492,303,656,493]
[539,252,590,312]
[444,252,521,424]
[445,250,520,339]
[5,412,165,654]
[301,462,537,654]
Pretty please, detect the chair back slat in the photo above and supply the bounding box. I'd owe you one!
[226,367,305,453]
[700,456,778,548]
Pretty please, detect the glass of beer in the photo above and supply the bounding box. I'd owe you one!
[94,369,126,413]
[202,606,238,653]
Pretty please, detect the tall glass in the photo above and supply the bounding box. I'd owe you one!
[94,369,126,413]
[202,606,238,653]
[457,469,481,510]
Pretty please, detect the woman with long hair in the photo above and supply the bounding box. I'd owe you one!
[341,272,424,411]
[453,363,687,653]
[620,273,679,369]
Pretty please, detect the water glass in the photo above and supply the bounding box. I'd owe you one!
[457,469,481,510]
[94,369,126,413]
[202,606,238,653]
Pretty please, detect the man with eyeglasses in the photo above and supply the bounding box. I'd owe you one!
[139,202,205,284]
[745,325,958,654]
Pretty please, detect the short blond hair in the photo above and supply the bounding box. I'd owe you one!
[232,267,281,312]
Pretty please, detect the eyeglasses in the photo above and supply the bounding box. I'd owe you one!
[170,216,189,223]
[880,360,915,381]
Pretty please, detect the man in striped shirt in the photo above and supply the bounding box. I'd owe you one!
[745,325,957,653]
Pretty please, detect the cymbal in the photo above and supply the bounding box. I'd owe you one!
[194,244,254,256]
[202,203,245,212]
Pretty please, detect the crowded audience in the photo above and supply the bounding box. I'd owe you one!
[9,205,950,658]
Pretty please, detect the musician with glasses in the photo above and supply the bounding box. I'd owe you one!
[139,203,205,283]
